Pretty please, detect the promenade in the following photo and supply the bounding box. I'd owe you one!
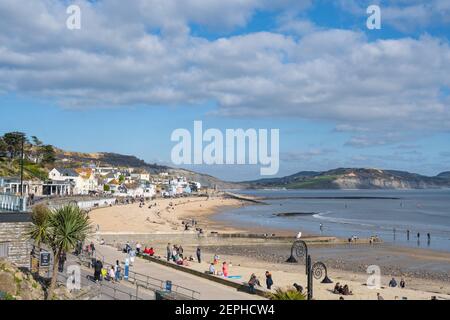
[94,243,265,300]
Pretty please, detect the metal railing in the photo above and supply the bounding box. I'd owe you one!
[77,251,200,300]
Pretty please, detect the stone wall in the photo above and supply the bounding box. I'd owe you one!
[98,232,292,248]
[0,216,32,268]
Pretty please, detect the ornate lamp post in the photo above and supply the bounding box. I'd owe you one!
[286,239,333,300]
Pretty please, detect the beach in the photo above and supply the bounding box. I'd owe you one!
[90,194,450,300]
[89,194,250,234]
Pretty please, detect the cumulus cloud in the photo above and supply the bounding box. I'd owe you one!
[338,0,450,32]
[0,0,449,141]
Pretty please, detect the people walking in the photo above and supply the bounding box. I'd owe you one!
[114,260,121,282]
[94,259,103,282]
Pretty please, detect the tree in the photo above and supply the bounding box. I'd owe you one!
[103,184,110,192]
[28,205,92,300]
[27,204,51,248]
[0,137,7,158]
[31,136,43,147]
[41,145,56,164]
[2,132,27,159]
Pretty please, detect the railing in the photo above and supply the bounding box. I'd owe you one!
[101,260,200,300]
[77,251,199,300]
[57,270,145,300]
[0,193,27,212]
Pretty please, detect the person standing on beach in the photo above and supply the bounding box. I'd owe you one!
[114,260,121,282]
[166,243,171,262]
[196,246,201,263]
[265,271,273,290]
[222,262,229,277]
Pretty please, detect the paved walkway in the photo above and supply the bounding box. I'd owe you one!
[95,244,264,300]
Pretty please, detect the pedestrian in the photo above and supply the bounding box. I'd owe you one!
[94,259,102,282]
[90,242,96,258]
[108,266,115,282]
[265,271,273,290]
[400,278,406,288]
[248,274,260,294]
[166,243,171,262]
[58,251,66,272]
[377,292,384,300]
[114,260,121,282]
[196,246,201,263]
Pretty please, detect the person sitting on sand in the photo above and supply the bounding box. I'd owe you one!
[333,283,342,294]
[400,278,406,289]
[213,254,220,265]
[342,284,353,296]
[148,247,155,256]
[293,283,303,293]
[389,277,398,288]
[208,263,215,275]
[377,292,384,300]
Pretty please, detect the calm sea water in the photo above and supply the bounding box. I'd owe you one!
[214,189,450,252]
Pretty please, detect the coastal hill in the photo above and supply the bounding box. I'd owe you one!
[242,168,450,189]
[54,149,238,188]
[437,171,450,179]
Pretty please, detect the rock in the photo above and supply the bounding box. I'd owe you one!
[0,272,17,296]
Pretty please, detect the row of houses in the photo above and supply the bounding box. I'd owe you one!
[0,166,202,199]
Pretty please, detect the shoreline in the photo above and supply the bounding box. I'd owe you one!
[90,193,450,299]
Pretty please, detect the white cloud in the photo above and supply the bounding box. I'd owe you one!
[338,0,450,32]
[0,0,449,139]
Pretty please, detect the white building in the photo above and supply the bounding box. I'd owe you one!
[48,168,97,195]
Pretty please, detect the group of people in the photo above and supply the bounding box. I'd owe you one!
[93,259,125,283]
[207,254,230,277]
[389,277,406,288]
[246,272,274,294]
[166,243,202,265]
[333,283,353,296]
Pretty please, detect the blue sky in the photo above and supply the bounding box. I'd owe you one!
[1,0,449,181]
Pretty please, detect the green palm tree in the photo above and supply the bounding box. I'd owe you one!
[27,204,51,248]
[46,205,92,299]
[268,288,306,300]
[28,204,92,299]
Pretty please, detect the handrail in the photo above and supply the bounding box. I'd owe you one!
[77,251,199,300]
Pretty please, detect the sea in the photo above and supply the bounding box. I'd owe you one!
[214,189,450,253]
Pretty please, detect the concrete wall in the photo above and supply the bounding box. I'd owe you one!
[0,220,32,267]
[98,232,291,248]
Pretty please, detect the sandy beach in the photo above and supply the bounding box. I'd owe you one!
[90,194,251,234]
[90,194,450,300]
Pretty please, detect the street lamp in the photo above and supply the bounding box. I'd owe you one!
[287,239,333,300]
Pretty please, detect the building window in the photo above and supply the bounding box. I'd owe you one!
[0,242,10,258]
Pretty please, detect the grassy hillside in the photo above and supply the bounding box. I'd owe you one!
[0,158,48,181]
